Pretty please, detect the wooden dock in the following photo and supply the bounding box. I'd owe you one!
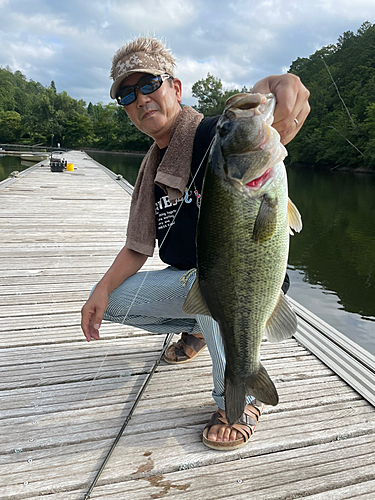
[1,151,375,500]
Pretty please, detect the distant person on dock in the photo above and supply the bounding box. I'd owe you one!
[81,36,310,450]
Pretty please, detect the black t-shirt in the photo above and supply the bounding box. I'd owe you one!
[154,116,219,270]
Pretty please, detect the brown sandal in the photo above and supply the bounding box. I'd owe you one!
[163,332,206,364]
[202,401,264,450]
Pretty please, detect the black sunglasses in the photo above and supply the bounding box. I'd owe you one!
[116,73,172,106]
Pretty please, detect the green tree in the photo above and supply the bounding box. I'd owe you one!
[287,21,375,170]
[0,67,16,111]
[192,73,250,116]
[63,111,93,147]
[89,102,118,149]
[50,80,57,94]
[0,110,22,142]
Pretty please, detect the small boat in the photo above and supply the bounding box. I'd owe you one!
[21,153,49,162]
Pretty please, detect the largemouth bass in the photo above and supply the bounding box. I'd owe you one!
[183,93,302,426]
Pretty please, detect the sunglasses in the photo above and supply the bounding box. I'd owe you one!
[116,73,172,106]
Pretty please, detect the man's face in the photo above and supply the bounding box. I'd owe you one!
[120,72,182,148]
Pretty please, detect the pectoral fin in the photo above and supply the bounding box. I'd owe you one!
[265,292,298,342]
[182,277,211,316]
[252,194,277,243]
[288,197,303,235]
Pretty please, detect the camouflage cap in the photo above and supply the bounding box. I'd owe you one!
[110,51,175,99]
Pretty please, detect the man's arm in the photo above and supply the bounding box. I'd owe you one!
[81,246,148,341]
[251,73,310,145]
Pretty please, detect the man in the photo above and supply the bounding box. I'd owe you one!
[81,36,310,450]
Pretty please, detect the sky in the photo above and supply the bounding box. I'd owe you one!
[0,0,374,107]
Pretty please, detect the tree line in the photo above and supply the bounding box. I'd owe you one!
[1,21,374,169]
[285,21,375,171]
[0,70,151,151]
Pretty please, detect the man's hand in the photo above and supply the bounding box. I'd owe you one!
[80,246,148,342]
[251,73,310,145]
[81,286,109,342]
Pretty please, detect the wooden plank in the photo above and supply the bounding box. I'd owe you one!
[1,391,373,459]
[0,344,330,381]
[9,477,375,500]
[84,435,375,499]
[2,151,375,500]
[0,324,161,347]
[1,375,359,421]
[0,339,309,365]
[0,292,93,306]
[1,420,375,499]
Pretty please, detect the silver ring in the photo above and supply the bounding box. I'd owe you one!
[294,118,299,126]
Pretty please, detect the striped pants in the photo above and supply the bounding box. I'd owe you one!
[102,266,254,410]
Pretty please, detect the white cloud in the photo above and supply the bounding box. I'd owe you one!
[109,0,197,32]
[317,0,375,19]
[0,0,374,104]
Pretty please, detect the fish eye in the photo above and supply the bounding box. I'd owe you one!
[218,120,233,136]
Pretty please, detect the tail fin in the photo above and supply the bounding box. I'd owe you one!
[225,379,247,427]
[225,363,278,426]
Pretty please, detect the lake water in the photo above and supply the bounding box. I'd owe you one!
[2,151,374,356]
[287,168,375,355]
[0,154,37,181]
[89,151,144,186]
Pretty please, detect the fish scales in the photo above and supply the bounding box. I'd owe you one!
[198,143,289,399]
[183,93,302,426]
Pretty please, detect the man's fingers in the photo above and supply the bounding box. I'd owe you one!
[81,304,100,342]
[89,326,101,341]
[81,293,108,342]
[252,74,310,145]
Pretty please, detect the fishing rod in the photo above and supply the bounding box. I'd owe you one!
[84,332,174,499]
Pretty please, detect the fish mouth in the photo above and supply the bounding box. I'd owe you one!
[225,93,263,111]
[224,93,275,125]
[244,167,273,191]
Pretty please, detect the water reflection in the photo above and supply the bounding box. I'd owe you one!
[287,167,375,354]
[0,155,25,182]
[89,151,144,186]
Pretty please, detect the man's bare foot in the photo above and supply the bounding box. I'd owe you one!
[207,423,242,442]
[202,402,264,450]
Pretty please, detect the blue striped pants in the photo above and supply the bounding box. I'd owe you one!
[102,266,254,410]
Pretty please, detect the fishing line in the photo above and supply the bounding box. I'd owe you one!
[321,57,356,129]
[81,135,215,497]
[76,271,150,413]
[321,56,364,157]
[158,136,214,250]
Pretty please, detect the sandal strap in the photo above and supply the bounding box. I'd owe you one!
[174,333,206,361]
[243,401,263,424]
[204,409,228,429]
[181,332,206,352]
